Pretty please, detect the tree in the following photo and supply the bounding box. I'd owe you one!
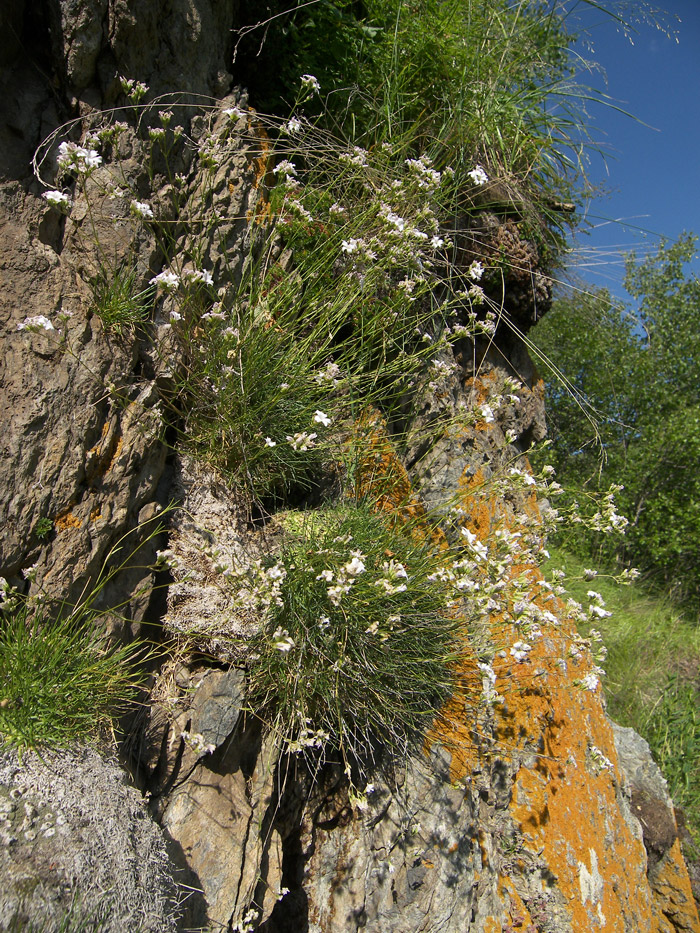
[533,234,700,610]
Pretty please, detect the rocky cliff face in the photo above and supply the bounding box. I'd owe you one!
[1,2,698,932]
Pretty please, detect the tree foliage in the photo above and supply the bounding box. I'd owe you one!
[533,234,700,610]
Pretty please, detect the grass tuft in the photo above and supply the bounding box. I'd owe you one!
[245,502,460,771]
[0,607,147,753]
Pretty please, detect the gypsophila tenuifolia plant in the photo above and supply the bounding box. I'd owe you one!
[233,0,671,255]
[35,91,505,504]
[29,71,636,789]
[90,262,154,332]
[242,503,462,775]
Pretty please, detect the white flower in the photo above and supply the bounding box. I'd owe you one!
[181,730,216,755]
[150,270,180,291]
[17,315,55,332]
[300,74,321,93]
[468,284,485,304]
[327,583,351,606]
[468,165,489,186]
[42,189,72,210]
[316,569,334,583]
[287,431,317,451]
[273,159,297,178]
[169,310,182,322]
[271,627,295,653]
[315,362,342,384]
[223,106,247,120]
[283,117,303,134]
[509,467,537,486]
[583,568,598,581]
[477,404,495,423]
[329,202,346,217]
[344,556,365,576]
[313,410,331,427]
[341,239,358,254]
[131,200,154,220]
[264,437,277,447]
[57,141,102,173]
[431,235,444,249]
[510,641,532,662]
[468,260,484,281]
[581,671,600,691]
[183,269,214,286]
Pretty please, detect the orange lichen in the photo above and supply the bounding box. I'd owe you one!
[85,420,123,485]
[346,396,699,931]
[650,838,700,932]
[54,508,81,531]
[246,122,273,224]
[430,443,696,929]
[350,413,447,553]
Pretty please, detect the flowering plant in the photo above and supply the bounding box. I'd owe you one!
[245,504,460,770]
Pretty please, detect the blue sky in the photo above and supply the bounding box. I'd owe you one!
[561,0,700,303]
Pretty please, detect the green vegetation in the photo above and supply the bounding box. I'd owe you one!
[0,606,146,753]
[91,263,153,332]
[176,128,456,503]
[7,900,112,933]
[0,526,160,754]
[545,546,700,840]
[246,504,460,774]
[235,0,616,246]
[33,516,53,540]
[31,0,698,836]
[533,234,700,609]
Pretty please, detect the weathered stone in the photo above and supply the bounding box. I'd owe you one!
[1,1,699,930]
[614,723,700,932]
[191,667,246,748]
[162,727,281,930]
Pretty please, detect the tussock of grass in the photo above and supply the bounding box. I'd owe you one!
[0,608,147,753]
[245,503,460,772]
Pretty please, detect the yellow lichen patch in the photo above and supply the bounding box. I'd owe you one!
[89,507,102,523]
[427,664,483,778]
[246,122,273,224]
[54,509,81,531]
[458,466,498,540]
[649,838,700,932]
[486,561,657,929]
[495,875,536,931]
[432,457,666,930]
[350,414,447,553]
[85,419,123,485]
